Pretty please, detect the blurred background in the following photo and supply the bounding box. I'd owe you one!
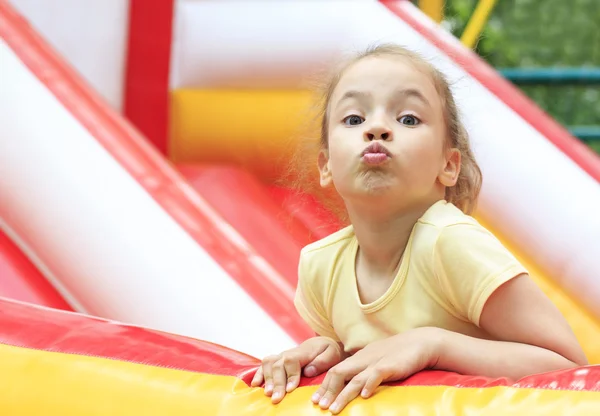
[438,0,600,153]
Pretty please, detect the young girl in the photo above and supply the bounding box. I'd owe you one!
[251,44,587,414]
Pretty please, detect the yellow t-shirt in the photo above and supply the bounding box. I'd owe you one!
[294,200,527,354]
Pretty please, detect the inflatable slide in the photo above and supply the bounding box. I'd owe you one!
[1,0,599,413]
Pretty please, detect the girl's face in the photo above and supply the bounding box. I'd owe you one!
[319,56,460,210]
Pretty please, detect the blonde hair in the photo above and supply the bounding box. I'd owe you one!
[314,44,482,214]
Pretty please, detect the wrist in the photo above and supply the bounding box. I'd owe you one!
[418,326,447,369]
[311,336,346,357]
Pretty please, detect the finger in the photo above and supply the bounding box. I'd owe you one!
[361,372,384,398]
[284,356,302,393]
[311,360,366,404]
[311,368,331,404]
[270,358,289,403]
[316,367,350,410]
[304,343,343,378]
[262,359,275,396]
[361,364,391,398]
[329,373,368,414]
[251,366,264,387]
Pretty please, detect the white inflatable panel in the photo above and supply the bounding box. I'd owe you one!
[9,0,129,111]
[170,0,600,317]
[0,40,295,358]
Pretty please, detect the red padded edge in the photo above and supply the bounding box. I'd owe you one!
[0,1,311,343]
[267,186,344,242]
[0,230,72,311]
[0,298,259,380]
[1,297,599,391]
[382,0,600,181]
[178,164,312,285]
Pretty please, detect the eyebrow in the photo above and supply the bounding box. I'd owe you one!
[337,90,371,105]
[392,88,431,108]
[335,88,431,108]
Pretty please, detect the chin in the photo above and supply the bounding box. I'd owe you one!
[333,171,399,200]
[359,170,397,194]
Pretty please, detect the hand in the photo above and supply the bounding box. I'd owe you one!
[251,336,345,404]
[312,327,442,414]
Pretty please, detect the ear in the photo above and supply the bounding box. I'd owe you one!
[318,149,333,188]
[438,147,461,187]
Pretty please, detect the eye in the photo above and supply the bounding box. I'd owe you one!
[342,115,364,126]
[398,115,421,126]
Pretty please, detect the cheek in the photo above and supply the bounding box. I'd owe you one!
[400,136,444,177]
[327,134,352,168]
[329,150,350,181]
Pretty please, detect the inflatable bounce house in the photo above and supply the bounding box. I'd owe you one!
[1,0,600,413]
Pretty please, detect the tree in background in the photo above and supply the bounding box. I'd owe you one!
[438,0,600,153]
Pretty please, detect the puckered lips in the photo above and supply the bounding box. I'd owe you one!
[361,142,392,166]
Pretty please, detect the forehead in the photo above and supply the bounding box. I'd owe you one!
[331,55,439,103]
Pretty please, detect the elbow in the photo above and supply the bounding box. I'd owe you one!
[516,347,588,379]
[551,349,589,372]
[562,346,589,368]
[573,355,589,368]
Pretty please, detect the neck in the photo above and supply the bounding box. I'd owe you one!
[346,198,440,277]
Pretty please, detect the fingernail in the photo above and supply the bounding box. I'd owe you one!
[272,391,282,401]
[330,403,340,413]
[311,392,320,403]
[265,383,273,394]
[304,365,316,377]
[361,388,369,398]
[319,397,329,408]
[286,382,294,392]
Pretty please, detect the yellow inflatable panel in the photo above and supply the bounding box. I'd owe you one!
[2,298,599,415]
[170,89,318,182]
[4,344,598,415]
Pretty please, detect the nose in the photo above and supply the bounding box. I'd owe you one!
[364,118,392,141]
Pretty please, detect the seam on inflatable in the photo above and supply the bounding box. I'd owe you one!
[0,221,83,313]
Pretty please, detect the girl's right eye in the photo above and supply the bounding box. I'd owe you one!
[342,115,364,126]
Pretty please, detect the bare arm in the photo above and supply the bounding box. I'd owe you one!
[433,274,588,379]
[309,274,588,414]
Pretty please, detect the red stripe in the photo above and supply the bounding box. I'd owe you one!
[0,2,311,343]
[382,0,600,181]
[1,298,599,391]
[123,0,173,155]
[178,165,310,282]
[267,186,344,242]
[0,298,259,380]
[0,230,72,311]
[298,366,600,391]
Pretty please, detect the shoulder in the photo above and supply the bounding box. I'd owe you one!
[424,202,524,282]
[413,200,516,264]
[415,200,498,246]
[419,203,527,324]
[295,225,355,331]
[417,200,479,230]
[298,225,354,288]
[410,200,485,257]
[300,225,355,263]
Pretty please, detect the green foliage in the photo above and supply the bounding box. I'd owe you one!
[438,0,600,152]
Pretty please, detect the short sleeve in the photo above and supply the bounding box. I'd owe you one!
[294,251,340,341]
[433,223,528,326]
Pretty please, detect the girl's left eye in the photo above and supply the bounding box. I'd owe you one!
[397,115,421,126]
